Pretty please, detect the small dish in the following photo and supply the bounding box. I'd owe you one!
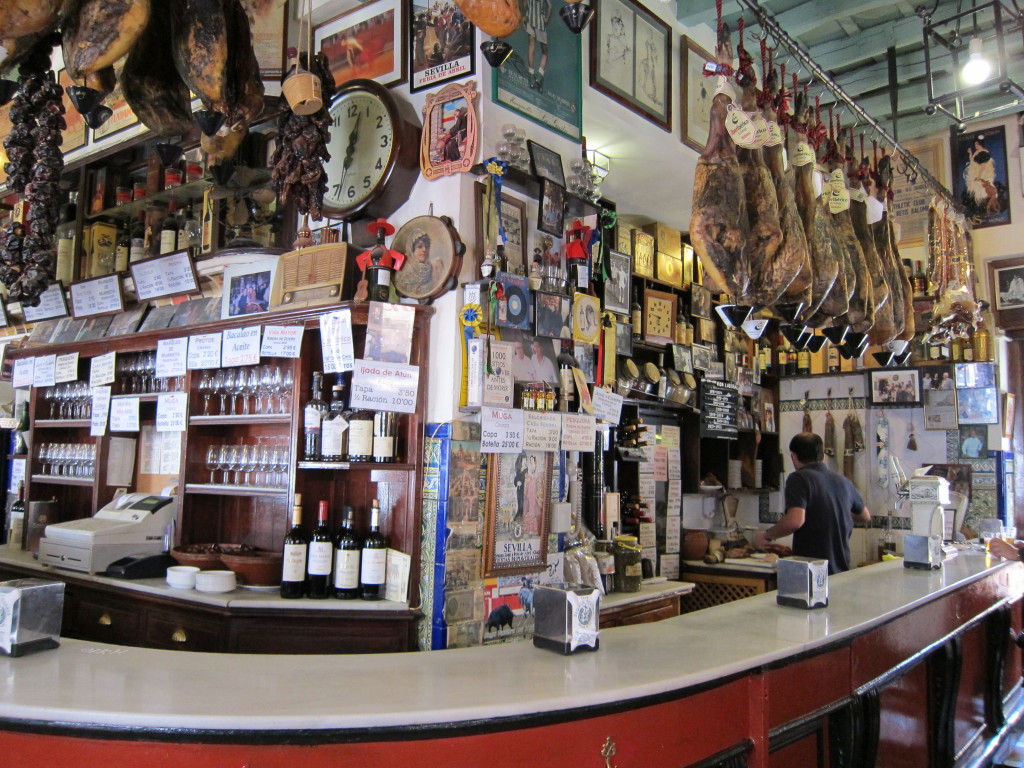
[194,570,237,593]
[166,565,200,589]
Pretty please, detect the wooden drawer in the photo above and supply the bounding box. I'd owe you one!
[143,608,225,652]
[70,596,142,646]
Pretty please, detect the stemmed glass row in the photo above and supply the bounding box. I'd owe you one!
[197,365,293,416]
[37,442,95,479]
[42,382,92,420]
[117,351,185,394]
[203,437,290,488]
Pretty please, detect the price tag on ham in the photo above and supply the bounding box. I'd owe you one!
[522,410,561,452]
[54,352,79,383]
[747,115,770,148]
[849,185,868,203]
[90,385,111,436]
[12,358,34,389]
[725,105,757,146]
[32,355,56,388]
[792,141,815,167]
[109,397,140,433]
[187,333,222,370]
[350,360,419,414]
[560,413,596,451]
[765,121,783,147]
[480,407,524,453]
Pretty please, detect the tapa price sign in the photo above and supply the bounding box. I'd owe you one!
[349,360,419,414]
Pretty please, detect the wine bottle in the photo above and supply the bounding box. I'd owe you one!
[332,506,361,600]
[827,344,840,373]
[630,287,643,339]
[796,346,811,376]
[280,494,308,599]
[674,306,687,345]
[6,481,25,547]
[320,383,349,462]
[201,188,215,254]
[178,205,201,258]
[347,406,374,462]
[372,411,397,463]
[306,500,333,599]
[114,224,130,272]
[359,499,388,600]
[303,371,328,461]
[55,192,77,286]
[129,212,146,263]
[159,201,179,254]
[913,260,927,296]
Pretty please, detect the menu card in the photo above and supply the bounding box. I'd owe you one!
[130,251,199,301]
[70,275,123,318]
[701,380,739,438]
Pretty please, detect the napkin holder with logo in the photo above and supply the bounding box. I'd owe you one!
[533,583,600,654]
[776,556,829,609]
[0,578,65,656]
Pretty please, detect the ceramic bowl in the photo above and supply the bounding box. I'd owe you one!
[220,549,283,587]
[194,570,237,593]
[165,565,200,589]
[170,544,231,570]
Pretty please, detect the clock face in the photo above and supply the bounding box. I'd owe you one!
[323,86,398,218]
[644,292,676,343]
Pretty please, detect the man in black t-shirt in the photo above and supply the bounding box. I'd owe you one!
[754,432,871,574]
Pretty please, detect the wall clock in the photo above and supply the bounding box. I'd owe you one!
[321,79,421,222]
[643,288,677,345]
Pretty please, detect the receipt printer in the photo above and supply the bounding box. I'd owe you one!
[776,556,829,609]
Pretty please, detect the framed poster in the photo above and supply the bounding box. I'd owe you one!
[890,138,943,247]
[419,80,478,180]
[242,0,288,77]
[57,69,86,152]
[492,8,582,141]
[924,388,958,430]
[589,0,671,131]
[484,450,552,577]
[91,62,138,141]
[950,124,1010,229]
[409,0,474,92]
[221,258,278,319]
[474,182,527,273]
[868,368,922,406]
[957,386,999,425]
[315,0,406,88]
[603,249,631,315]
[494,272,532,330]
[990,255,1024,325]
[680,35,713,151]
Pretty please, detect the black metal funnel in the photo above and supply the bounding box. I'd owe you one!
[715,303,753,328]
[775,302,805,324]
[195,109,226,136]
[0,79,18,107]
[83,104,113,129]
[66,85,102,115]
[480,39,513,68]
[155,143,184,167]
[820,325,849,345]
[559,2,595,34]
[804,334,827,353]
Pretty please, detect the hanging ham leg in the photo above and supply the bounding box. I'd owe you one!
[827,137,874,331]
[689,38,750,298]
[870,155,910,340]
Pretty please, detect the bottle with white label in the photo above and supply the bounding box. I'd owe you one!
[55,192,77,285]
[347,406,374,462]
[129,212,146,263]
[320,383,349,461]
[372,410,397,463]
[303,371,328,461]
[306,500,333,599]
[280,494,308,599]
[159,201,179,254]
[359,499,388,600]
[333,505,361,599]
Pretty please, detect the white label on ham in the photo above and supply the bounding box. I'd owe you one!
[849,186,867,203]
[830,169,845,186]
[829,186,851,213]
[715,76,736,101]
[792,142,815,166]
[765,122,782,147]
[725,105,756,146]
[748,116,770,147]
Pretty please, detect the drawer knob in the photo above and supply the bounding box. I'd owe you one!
[601,736,618,768]
[171,628,188,644]
[98,613,112,626]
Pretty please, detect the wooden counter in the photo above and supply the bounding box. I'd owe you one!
[0,552,1022,767]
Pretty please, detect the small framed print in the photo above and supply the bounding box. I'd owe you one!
[958,424,988,459]
[247,0,289,77]
[957,386,999,425]
[632,229,654,278]
[1004,393,1016,439]
[642,288,676,345]
[221,258,278,319]
[420,80,478,180]
[409,0,474,92]
[954,361,995,388]
[692,344,712,372]
[572,293,601,344]
[924,389,958,430]
[691,284,712,319]
[671,343,693,374]
[680,35,714,152]
[527,140,565,186]
[484,450,552,577]
[534,291,571,339]
[538,179,566,237]
[603,249,631,315]
[474,181,527,273]
[616,224,633,255]
[494,272,532,330]
[868,368,922,407]
[615,319,633,356]
[316,0,406,88]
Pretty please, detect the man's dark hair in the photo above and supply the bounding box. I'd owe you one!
[790,432,824,464]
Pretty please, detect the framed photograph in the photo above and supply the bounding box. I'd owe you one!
[950,124,1010,229]
[494,272,533,330]
[527,140,565,186]
[954,362,995,388]
[475,182,527,273]
[409,0,474,91]
[1004,393,1016,439]
[920,364,954,392]
[589,0,671,131]
[534,291,571,339]
[537,179,565,237]
[957,386,999,425]
[691,284,712,319]
[572,293,601,344]
[492,9,582,141]
[680,35,713,151]
[691,344,712,372]
[419,80,478,180]
[990,255,1024,312]
[503,329,559,384]
[671,343,693,374]
[57,69,86,152]
[244,0,289,76]
[484,450,552,577]
[603,249,631,315]
[221,258,278,319]
[315,0,406,88]
[643,288,676,345]
[958,425,988,459]
[615,319,633,356]
[868,368,922,406]
[924,389,959,430]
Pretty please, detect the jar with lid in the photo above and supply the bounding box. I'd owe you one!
[613,535,642,592]
[615,358,639,396]
[640,361,662,398]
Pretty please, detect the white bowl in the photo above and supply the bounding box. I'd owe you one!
[194,569,237,593]
[166,565,200,589]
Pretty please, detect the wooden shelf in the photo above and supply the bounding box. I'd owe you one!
[112,393,160,402]
[31,474,94,486]
[184,483,289,496]
[189,414,292,426]
[33,419,91,428]
[297,461,416,471]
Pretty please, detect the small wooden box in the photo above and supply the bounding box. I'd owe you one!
[270,242,348,310]
[643,222,682,258]
[632,230,655,278]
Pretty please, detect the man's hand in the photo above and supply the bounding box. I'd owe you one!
[988,537,1022,561]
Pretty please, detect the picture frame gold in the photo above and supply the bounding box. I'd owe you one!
[632,229,654,278]
[656,250,683,288]
[420,80,478,180]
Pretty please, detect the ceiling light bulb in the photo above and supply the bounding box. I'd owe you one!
[961,36,992,85]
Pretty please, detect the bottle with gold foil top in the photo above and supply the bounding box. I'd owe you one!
[972,317,993,362]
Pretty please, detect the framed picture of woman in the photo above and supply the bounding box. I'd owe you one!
[950,124,1010,229]
[484,450,552,576]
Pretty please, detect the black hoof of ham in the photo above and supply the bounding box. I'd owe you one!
[781,323,810,347]
[480,40,513,68]
[872,351,894,367]
[83,105,113,129]
[66,85,102,116]
[559,3,595,34]
[0,79,17,107]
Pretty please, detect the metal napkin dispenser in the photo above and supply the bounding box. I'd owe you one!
[904,534,943,570]
[0,578,65,656]
[533,583,600,654]
[776,556,829,609]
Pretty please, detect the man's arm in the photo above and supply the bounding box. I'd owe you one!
[852,505,871,524]
[754,507,805,549]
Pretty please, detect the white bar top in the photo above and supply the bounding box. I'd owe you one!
[0,551,1014,734]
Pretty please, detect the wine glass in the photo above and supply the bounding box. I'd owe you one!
[255,441,273,487]
[221,368,239,416]
[37,443,52,476]
[259,364,279,414]
[237,444,253,484]
[212,369,227,415]
[278,369,294,414]
[205,445,220,484]
[198,370,214,415]
[241,367,259,416]
[217,444,236,484]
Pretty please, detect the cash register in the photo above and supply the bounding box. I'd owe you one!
[38,493,176,574]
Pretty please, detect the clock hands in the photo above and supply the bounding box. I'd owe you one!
[338,112,361,198]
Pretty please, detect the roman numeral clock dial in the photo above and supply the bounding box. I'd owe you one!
[322,79,421,222]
